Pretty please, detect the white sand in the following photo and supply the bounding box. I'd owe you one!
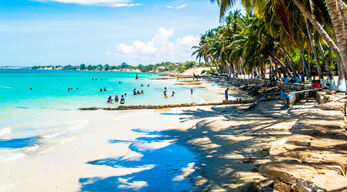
[0,107,205,191]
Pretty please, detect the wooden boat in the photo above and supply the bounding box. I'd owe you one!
[281,88,323,106]
[281,90,305,106]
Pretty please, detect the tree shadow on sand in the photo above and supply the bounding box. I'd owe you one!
[79,129,198,192]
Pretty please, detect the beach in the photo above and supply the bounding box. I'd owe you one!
[1,71,347,191]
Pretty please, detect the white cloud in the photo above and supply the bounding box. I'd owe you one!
[34,0,141,7]
[166,5,173,9]
[115,27,199,64]
[176,4,187,9]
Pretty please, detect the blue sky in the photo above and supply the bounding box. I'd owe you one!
[0,0,245,66]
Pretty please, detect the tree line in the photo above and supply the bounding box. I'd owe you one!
[193,0,347,92]
[31,61,206,73]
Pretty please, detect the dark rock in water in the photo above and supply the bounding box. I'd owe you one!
[241,182,260,192]
[259,186,274,192]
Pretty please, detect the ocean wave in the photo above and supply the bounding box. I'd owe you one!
[0,127,11,137]
[0,150,25,163]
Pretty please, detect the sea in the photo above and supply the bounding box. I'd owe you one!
[0,69,226,191]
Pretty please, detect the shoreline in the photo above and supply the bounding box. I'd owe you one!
[1,76,347,191]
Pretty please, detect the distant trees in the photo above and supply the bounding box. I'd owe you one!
[31,61,205,73]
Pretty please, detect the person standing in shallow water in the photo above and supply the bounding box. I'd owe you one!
[225,88,229,100]
[120,95,125,104]
[164,87,167,97]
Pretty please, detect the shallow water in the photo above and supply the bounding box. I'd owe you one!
[0,69,228,191]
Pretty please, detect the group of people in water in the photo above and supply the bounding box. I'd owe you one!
[106,83,150,104]
[107,95,125,104]
[133,89,144,95]
[163,87,175,98]
[92,78,106,81]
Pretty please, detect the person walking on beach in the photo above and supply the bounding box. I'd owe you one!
[225,88,229,100]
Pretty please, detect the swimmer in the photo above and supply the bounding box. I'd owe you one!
[141,90,144,95]
[141,84,144,87]
[191,88,194,94]
[96,78,97,80]
[104,87,107,91]
[92,78,94,81]
[115,95,119,102]
[68,88,70,91]
[100,88,102,92]
[119,81,121,84]
[76,88,78,90]
[125,93,127,96]
[120,95,125,104]
[172,91,175,96]
[107,96,113,104]
[147,84,150,87]
[164,87,167,97]
[101,78,103,80]
[30,88,32,90]
[133,89,137,95]
[137,90,140,95]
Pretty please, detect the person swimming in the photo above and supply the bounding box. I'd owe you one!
[137,90,140,95]
[120,95,125,104]
[115,95,119,102]
[107,96,113,104]
[141,90,144,95]
[172,91,175,96]
[133,89,137,95]
[104,87,107,91]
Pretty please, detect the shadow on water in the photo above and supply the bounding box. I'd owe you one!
[79,129,198,192]
[0,136,39,149]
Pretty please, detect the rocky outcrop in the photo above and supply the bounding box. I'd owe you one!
[258,97,347,192]
[79,101,254,111]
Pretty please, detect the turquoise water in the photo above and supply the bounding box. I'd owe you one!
[0,69,222,140]
[0,69,219,110]
[0,69,224,191]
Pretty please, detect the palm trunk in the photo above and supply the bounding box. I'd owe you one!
[292,0,342,65]
[318,41,335,89]
[269,56,274,77]
[300,49,312,83]
[280,44,296,74]
[268,52,291,75]
[337,0,347,35]
[336,59,346,91]
[206,60,215,73]
[306,44,311,72]
[325,0,347,93]
[306,20,325,87]
[328,48,337,90]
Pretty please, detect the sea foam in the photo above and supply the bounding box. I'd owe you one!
[0,127,11,137]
